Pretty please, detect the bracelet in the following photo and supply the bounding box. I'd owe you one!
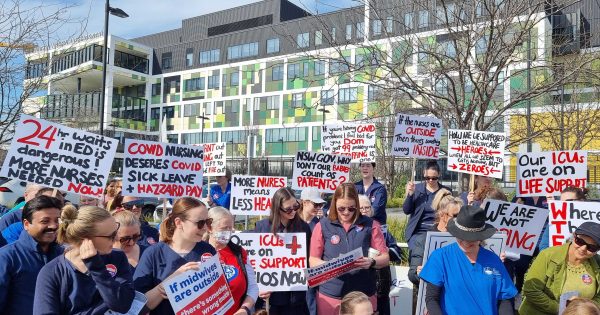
[241,306,251,315]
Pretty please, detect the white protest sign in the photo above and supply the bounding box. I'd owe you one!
[0,114,117,199]
[447,129,506,178]
[230,233,307,292]
[321,123,376,163]
[516,151,587,197]
[548,201,600,247]
[292,151,351,193]
[482,199,549,255]
[416,232,506,315]
[392,114,443,159]
[163,255,234,315]
[230,175,287,216]
[203,142,226,177]
[122,139,203,198]
[390,266,413,315]
[305,248,362,288]
[105,291,147,315]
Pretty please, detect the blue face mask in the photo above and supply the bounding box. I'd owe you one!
[213,230,233,244]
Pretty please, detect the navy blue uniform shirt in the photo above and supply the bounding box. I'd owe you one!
[355,178,388,224]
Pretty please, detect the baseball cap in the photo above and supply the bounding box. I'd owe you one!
[300,188,325,204]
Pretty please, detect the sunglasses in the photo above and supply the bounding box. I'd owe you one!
[280,201,301,214]
[186,218,213,229]
[337,206,357,213]
[118,233,141,244]
[122,201,144,210]
[310,201,325,209]
[574,234,600,252]
[424,176,439,181]
[94,222,121,240]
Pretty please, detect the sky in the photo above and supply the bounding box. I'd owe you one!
[51,0,359,40]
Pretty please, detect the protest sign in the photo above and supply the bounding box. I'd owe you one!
[516,151,587,197]
[164,255,234,315]
[305,248,362,288]
[230,175,287,216]
[548,200,600,246]
[122,139,203,198]
[447,129,506,178]
[390,266,413,315]
[203,142,226,177]
[416,232,506,315]
[321,123,376,163]
[482,199,549,255]
[292,151,351,193]
[392,114,443,159]
[230,233,307,292]
[0,114,117,199]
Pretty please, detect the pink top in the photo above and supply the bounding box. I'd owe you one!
[310,219,388,258]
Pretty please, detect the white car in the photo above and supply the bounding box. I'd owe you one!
[0,177,27,208]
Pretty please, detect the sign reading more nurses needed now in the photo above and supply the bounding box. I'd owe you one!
[447,129,506,178]
[292,151,351,193]
[122,139,204,198]
[203,142,226,177]
[321,123,376,163]
[548,200,600,246]
[516,150,587,197]
[0,115,117,198]
[230,175,287,216]
[392,114,443,159]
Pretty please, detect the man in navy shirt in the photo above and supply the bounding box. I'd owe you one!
[355,162,388,224]
[0,195,64,315]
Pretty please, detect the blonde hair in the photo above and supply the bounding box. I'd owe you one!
[203,206,234,241]
[563,298,600,315]
[112,210,140,227]
[431,189,463,223]
[340,291,370,315]
[57,205,111,245]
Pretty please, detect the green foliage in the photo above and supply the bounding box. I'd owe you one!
[387,197,405,208]
[393,174,410,199]
[387,216,409,266]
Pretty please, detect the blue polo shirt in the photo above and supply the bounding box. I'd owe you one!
[2,222,23,244]
[33,250,135,314]
[210,183,231,209]
[420,243,517,315]
[0,208,22,231]
[0,231,63,315]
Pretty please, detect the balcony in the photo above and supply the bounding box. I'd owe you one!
[111,94,148,122]
[41,92,102,119]
[114,50,149,74]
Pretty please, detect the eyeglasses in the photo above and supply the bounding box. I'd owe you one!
[118,233,141,244]
[122,200,143,210]
[360,206,372,211]
[280,201,301,214]
[424,176,439,181]
[574,234,600,252]
[310,201,325,209]
[94,222,121,240]
[186,218,213,229]
[337,206,357,213]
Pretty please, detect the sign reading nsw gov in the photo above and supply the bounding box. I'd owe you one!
[321,123,376,163]
[122,139,204,198]
[447,129,506,178]
[0,115,117,198]
[230,175,287,216]
[292,151,351,193]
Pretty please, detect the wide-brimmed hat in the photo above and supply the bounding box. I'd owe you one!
[575,222,600,246]
[447,205,496,241]
[300,187,325,204]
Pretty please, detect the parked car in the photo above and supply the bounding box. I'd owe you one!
[0,177,26,208]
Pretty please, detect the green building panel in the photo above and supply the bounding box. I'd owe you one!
[253,96,279,125]
[338,86,365,120]
[149,108,160,132]
[282,91,321,124]
[286,58,325,90]
[182,72,207,101]
[112,118,147,131]
[265,61,284,92]
[213,100,240,128]
[312,126,321,151]
[166,105,181,130]
[241,99,252,126]
[206,69,220,99]
[222,67,240,97]
[241,64,263,95]
[266,139,308,156]
[186,115,211,130]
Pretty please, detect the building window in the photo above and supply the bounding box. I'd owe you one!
[267,38,280,54]
[267,95,279,110]
[476,3,483,17]
[203,102,212,115]
[227,42,259,60]
[338,87,358,103]
[184,103,201,117]
[162,106,175,119]
[476,36,487,56]
[161,52,172,70]
[386,17,394,33]
[321,90,334,105]
[368,85,382,102]
[303,62,309,76]
[199,49,220,64]
[291,93,304,108]
[288,63,299,79]
[315,30,323,46]
[404,12,414,30]
[207,74,220,89]
[418,10,429,29]
[230,72,239,86]
[185,77,205,92]
[356,22,365,39]
[186,48,194,66]
[315,60,325,75]
[372,20,382,36]
[272,65,283,81]
[266,127,307,143]
[345,24,352,40]
[297,32,309,48]
[152,83,161,96]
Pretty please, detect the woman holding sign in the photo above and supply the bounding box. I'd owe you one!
[309,183,389,314]
[253,187,312,315]
[520,222,600,315]
[133,197,217,315]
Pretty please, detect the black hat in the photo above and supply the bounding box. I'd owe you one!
[575,222,600,246]
[447,205,496,241]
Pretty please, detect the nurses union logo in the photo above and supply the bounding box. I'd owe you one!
[330,235,340,245]
[105,264,117,277]
[223,264,238,281]
[583,274,593,285]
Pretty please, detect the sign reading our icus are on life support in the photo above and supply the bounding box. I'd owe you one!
[447,129,506,178]
[122,139,204,198]
[321,123,376,163]
[0,115,117,199]
[392,114,443,159]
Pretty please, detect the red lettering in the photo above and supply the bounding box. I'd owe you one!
[67,182,103,198]
[127,143,164,156]
[411,145,439,158]
[552,151,585,164]
[518,178,543,195]
[356,124,375,133]
[550,202,568,220]
[500,228,536,251]
[260,234,284,247]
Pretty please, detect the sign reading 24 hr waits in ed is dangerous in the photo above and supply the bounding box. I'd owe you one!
[122,139,204,198]
[0,115,117,198]
[392,114,442,159]
[447,129,506,178]
[292,151,351,193]
[230,175,287,216]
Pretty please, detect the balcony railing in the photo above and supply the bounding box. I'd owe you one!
[114,50,149,74]
[42,92,102,119]
[111,94,148,122]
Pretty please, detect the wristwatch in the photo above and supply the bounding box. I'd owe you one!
[241,306,251,315]
[369,258,376,269]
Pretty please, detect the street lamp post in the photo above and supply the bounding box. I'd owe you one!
[279,137,284,173]
[99,0,129,136]
[197,113,210,143]
[317,106,330,126]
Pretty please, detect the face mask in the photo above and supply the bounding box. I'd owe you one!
[213,230,233,244]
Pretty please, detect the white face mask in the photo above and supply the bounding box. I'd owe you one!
[213,230,233,244]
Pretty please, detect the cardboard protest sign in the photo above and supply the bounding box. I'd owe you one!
[0,114,117,198]
[203,142,226,177]
[390,266,413,315]
[321,123,376,163]
[392,114,443,159]
[548,200,600,247]
[292,151,351,193]
[482,199,549,255]
[416,232,506,315]
[230,175,287,216]
[230,233,307,292]
[164,255,234,315]
[516,151,587,197]
[122,139,203,198]
[305,248,362,288]
[447,129,506,178]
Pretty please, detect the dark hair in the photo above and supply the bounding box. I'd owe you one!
[22,195,64,223]
[485,188,507,201]
[160,197,206,244]
[109,192,124,211]
[562,186,588,201]
[328,183,360,224]
[360,162,376,168]
[424,160,440,173]
[269,187,302,236]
